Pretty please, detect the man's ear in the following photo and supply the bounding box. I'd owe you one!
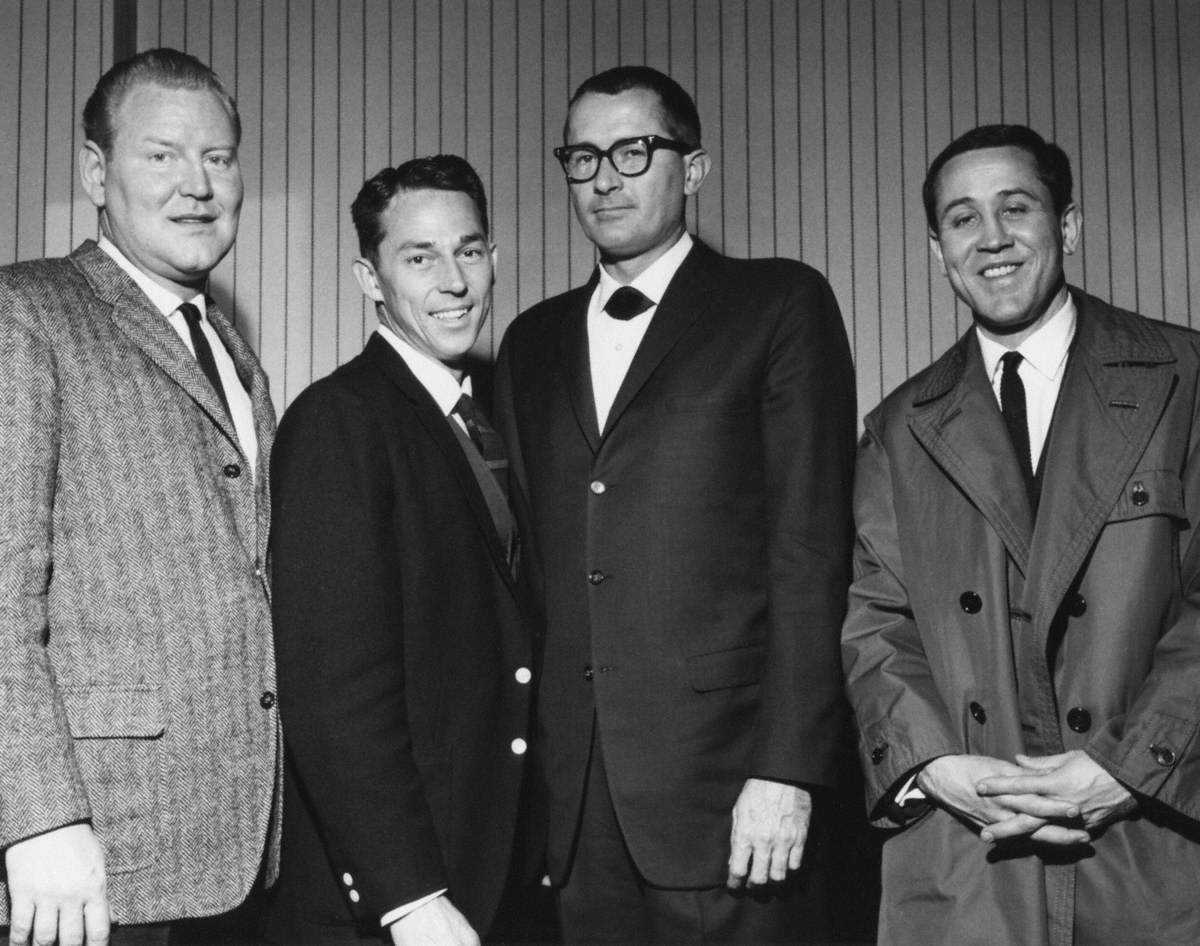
[682,148,711,196]
[352,257,384,303]
[1060,203,1082,256]
[928,230,948,277]
[79,141,108,209]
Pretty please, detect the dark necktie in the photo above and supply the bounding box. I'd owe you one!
[454,393,509,493]
[604,286,654,320]
[1000,351,1035,490]
[178,302,231,419]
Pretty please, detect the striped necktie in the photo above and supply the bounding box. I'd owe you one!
[178,302,231,419]
[453,393,509,493]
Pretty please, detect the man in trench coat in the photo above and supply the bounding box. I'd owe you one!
[842,123,1200,946]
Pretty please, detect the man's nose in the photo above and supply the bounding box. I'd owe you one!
[592,154,623,193]
[178,158,213,199]
[438,257,468,293]
[978,212,1013,250]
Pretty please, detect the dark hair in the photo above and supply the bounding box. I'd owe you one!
[565,65,701,147]
[83,47,240,155]
[351,154,490,261]
[922,124,1073,230]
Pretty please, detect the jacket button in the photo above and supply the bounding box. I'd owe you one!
[348,888,360,903]
[584,665,594,681]
[1150,743,1177,767]
[870,744,888,765]
[587,570,607,585]
[223,462,241,478]
[960,591,982,614]
[590,480,606,494]
[1131,482,1149,506]
[1066,707,1091,732]
[511,738,528,755]
[514,667,532,684]
[969,701,987,724]
[259,691,276,709]
[1066,593,1087,617]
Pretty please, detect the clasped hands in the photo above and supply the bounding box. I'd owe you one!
[916,749,1136,846]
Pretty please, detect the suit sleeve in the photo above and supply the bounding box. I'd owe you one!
[840,418,961,824]
[0,283,92,849]
[271,383,447,924]
[751,270,857,787]
[1085,353,1200,819]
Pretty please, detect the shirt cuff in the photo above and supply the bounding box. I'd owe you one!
[380,889,447,928]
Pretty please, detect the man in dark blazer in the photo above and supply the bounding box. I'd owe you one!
[0,49,279,945]
[842,125,1200,945]
[494,66,857,943]
[266,156,535,946]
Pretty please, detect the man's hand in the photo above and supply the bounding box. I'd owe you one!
[388,896,479,946]
[5,823,109,946]
[726,778,811,889]
[976,749,1135,845]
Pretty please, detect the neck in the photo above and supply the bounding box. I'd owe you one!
[599,225,686,284]
[974,283,1069,351]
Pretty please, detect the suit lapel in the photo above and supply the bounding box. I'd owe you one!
[1024,290,1176,631]
[601,242,717,439]
[365,336,517,590]
[71,242,241,447]
[556,274,602,453]
[908,332,1035,572]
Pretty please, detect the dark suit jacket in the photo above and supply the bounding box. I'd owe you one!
[843,289,1200,945]
[494,239,857,887]
[0,241,279,922]
[266,334,535,943]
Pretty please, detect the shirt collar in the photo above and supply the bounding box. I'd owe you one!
[596,231,693,313]
[98,235,206,319]
[374,324,471,415]
[977,293,1077,384]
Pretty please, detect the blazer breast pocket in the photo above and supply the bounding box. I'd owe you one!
[63,685,165,874]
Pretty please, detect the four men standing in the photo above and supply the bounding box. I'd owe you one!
[2,39,1197,946]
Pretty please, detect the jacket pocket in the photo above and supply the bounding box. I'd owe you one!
[1108,469,1188,525]
[62,685,165,873]
[686,643,765,692]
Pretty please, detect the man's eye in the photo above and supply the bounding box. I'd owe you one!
[1002,203,1028,217]
[950,213,977,229]
[406,255,429,266]
[148,152,170,164]
[206,153,234,169]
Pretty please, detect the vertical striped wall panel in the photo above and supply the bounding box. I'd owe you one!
[2,0,1198,419]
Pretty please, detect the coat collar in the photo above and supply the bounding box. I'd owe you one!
[557,239,720,452]
[908,287,1176,619]
[363,334,518,591]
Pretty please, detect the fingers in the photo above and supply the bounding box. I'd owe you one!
[1028,823,1092,846]
[725,836,751,889]
[31,902,59,946]
[1014,752,1069,770]
[83,896,111,946]
[980,812,1047,843]
[976,774,1057,797]
[57,904,84,946]
[980,791,1079,820]
[8,894,34,946]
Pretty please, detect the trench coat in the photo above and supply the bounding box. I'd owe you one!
[842,288,1200,946]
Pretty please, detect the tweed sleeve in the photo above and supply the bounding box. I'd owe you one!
[0,276,92,847]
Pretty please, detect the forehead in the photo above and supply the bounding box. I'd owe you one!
[566,88,670,144]
[112,82,236,142]
[379,188,486,244]
[934,145,1050,211]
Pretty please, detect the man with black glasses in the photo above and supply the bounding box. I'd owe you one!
[495,65,857,943]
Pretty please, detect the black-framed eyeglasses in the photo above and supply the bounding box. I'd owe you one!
[553,135,695,183]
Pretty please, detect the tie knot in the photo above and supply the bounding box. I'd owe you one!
[604,286,654,321]
[178,302,202,326]
[1001,350,1024,374]
[454,393,479,421]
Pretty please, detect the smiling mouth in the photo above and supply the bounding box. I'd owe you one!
[980,263,1021,279]
[172,215,217,225]
[428,306,472,322]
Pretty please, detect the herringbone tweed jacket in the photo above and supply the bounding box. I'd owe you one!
[0,240,280,923]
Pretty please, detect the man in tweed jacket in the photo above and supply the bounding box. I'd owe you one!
[0,49,279,944]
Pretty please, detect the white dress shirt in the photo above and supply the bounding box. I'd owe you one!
[587,231,693,430]
[976,294,1077,473]
[371,324,462,927]
[98,236,259,479]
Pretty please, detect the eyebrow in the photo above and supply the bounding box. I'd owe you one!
[394,232,488,252]
[938,187,1043,219]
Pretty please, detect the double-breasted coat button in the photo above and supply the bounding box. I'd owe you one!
[584,665,594,681]
[590,481,606,494]
[969,701,987,723]
[348,889,360,903]
[511,738,528,755]
[1067,594,1087,617]
[960,591,983,614]
[259,691,276,709]
[587,570,607,585]
[1131,482,1149,506]
[1150,743,1177,767]
[1066,707,1091,732]
[515,667,532,684]
[342,872,354,886]
[870,744,888,765]
[223,462,241,478]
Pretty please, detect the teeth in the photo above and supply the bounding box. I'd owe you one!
[983,264,1019,278]
[430,307,470,321]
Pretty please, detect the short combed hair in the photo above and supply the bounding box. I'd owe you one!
[565,65,701,147]
[923,124,1074,230]
[83,47,240,155]
[351,155,490,262]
